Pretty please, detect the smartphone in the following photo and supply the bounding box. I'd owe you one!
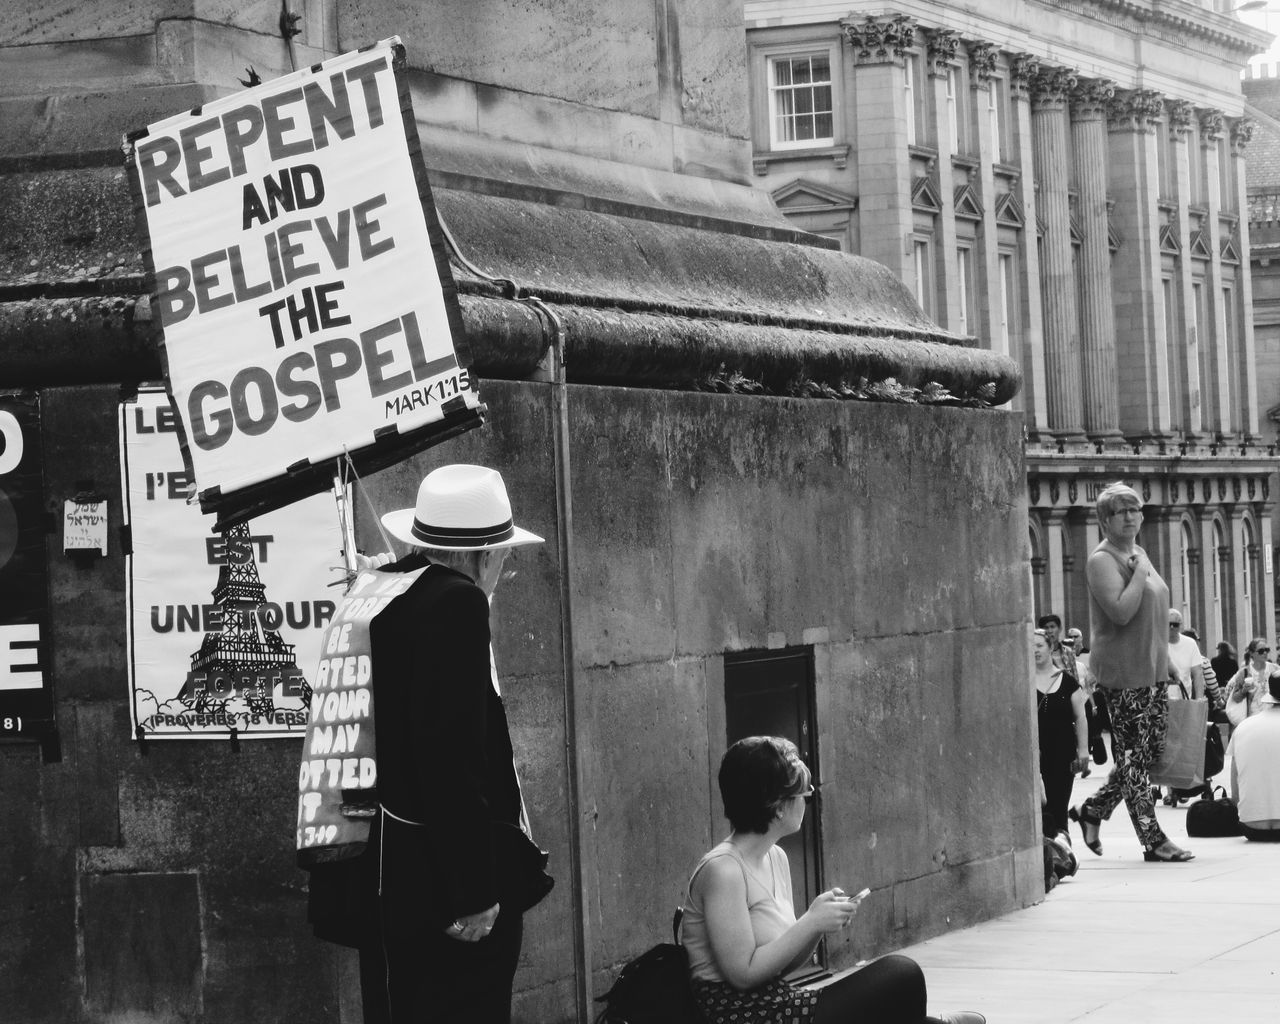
[852,887,871,901]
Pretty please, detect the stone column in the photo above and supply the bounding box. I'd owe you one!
[1256,498,1276,642]
[1167,100,1205,440]
[1070,78,1122,445]
[840,15,917,283]
[1232,118,1260,441]
[1107,88,1170,443]
[1010,54,1050,441]
[1031,67,1085,443]
[1222,503,1242,644]
[1185,543,1208,645]
[1200,108,1233,442]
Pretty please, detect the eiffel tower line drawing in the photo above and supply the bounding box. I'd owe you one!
[177,522,311,717]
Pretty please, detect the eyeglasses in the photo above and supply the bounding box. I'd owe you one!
[789,785,817,801]
[1257,647,1271,655]
[1169,622,1183,629]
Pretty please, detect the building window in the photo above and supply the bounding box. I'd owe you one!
[1212,520,1225,642]
[1180,522,1194,624]
[768,54,834,150]
[1243,519,1255,639]
[956,245,974,335]
[997,251,1016,359]
[905,53,920,146]
[989,78,1005,163]
[946,67,960,155]
[1189,127,1203,205]
[1219,137,1233,210]
[913,236,935,317]
[1163,277,1183,429]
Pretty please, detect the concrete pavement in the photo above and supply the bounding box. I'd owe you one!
[894,762,1280,1023]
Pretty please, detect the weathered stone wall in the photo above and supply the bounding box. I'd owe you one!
[1,379,1036,1023]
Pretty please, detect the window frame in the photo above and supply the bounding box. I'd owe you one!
[764,49,838,152]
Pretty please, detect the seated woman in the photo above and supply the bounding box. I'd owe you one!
[683,736,984,1024]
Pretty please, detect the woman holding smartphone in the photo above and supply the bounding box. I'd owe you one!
[682,736,984,1024]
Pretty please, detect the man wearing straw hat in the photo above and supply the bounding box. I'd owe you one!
[342,463,545,1023]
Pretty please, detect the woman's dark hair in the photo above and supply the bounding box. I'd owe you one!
[718,736,811,834]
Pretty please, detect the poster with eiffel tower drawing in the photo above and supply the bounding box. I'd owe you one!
[121,389,342,739]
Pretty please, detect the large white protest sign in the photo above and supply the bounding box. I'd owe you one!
[122,390,343,740]
[125,38,482,525]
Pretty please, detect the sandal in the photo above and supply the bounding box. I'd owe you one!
[1143,841,1194,862]
[1068,805,1103,856]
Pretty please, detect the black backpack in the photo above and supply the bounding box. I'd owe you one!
[595,908,700,1024]
[1186,786,1243,838]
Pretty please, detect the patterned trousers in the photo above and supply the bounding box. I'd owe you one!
[1082,684,1169,851]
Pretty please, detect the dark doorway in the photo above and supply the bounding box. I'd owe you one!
[724,647,824,973]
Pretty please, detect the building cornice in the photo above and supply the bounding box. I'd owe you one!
[1039,0,1270,60]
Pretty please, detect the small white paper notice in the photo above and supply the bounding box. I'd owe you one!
[64,500,108,555]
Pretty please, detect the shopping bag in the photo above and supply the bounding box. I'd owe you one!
[1150,695,1209,789]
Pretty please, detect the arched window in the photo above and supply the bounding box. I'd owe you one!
[1179,521,1194,623]
[1242,519,1255,641]
[1212,520,1225,642]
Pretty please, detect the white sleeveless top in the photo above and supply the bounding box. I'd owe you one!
[682,840,797,983]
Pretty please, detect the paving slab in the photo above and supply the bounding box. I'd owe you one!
[884,761,1280,1023]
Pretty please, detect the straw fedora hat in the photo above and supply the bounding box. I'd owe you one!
[381,464,543,550]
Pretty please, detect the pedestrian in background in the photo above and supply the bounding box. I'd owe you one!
[1037,613,1077,680]
[1069,483,1194,863]
[1210,641,1238,689]
[1225,638,1278,724]
[1165,609,1204,700]
[1032,629,1089,837]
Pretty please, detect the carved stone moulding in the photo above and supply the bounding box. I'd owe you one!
[1070,78,1116,121]
[967,40,998,87]
[1010,53,1039,100]
[840,14,917,64]
[1198,108,1226,145]
[1167,99,1195,137]
[1031,66,1077,110]
[1232,117,1254,156]
[924,27,960,78]
[1107,88,1164,134]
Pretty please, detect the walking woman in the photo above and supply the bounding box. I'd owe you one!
[1033,629,1089,836]
[683,736,985,1024]
[1069,483,1194,863]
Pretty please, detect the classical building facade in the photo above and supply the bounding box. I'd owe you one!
[746,0,1277,648]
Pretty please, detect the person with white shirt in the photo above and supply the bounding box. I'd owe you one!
[1227,674,1280,841]
[1165,609,1204,700]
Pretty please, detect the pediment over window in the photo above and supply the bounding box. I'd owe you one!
[771,178,859,214]
[1189,229,1212,259]
[953,181,983,221]
[994,191,1024,228]
[1108,218,1122,254]
[911,175,942,213]
[1159,220,1180,254]
[1221,232,1240,263]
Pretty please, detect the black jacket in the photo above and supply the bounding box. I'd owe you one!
[306,554,522,945]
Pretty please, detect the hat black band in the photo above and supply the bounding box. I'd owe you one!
[410,516,515,547]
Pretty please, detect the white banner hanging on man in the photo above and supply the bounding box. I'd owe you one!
[124,37,482,526]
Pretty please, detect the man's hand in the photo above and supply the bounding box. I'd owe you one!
[444,903,500,943]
